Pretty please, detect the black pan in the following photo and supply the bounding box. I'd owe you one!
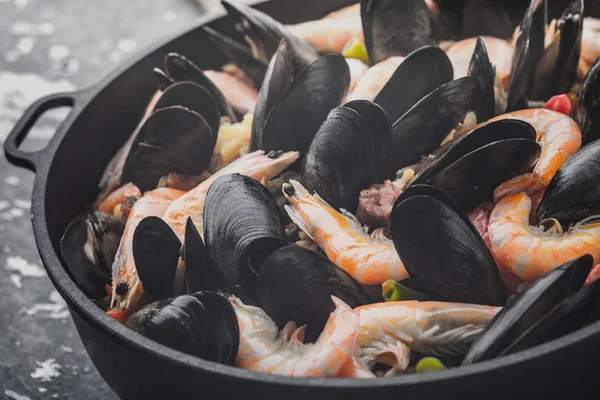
[5,1,600,399]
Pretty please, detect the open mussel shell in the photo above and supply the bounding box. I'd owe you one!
[120,106,216,192]
[132,216,181,302]
[530,0,584,101]
[537,139,600,228]
[256,245,368,342]
[360,0,435,64]
[260,54,350,158]
[60,211,124,299]
[391,184,507,306]
[182,217,223,294]
[373,46,453,124]
[203,173,286,304]
[572,54,600,144]
[202,26,268,88]
[163,52,237,121]
[462,254,593,365]
[301,101,391,212]
[389,76,479,175]
[124,291,239,365]
[468,37,496,122]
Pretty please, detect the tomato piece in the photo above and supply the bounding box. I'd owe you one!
[544,94,571,116]
[585,264,600,286]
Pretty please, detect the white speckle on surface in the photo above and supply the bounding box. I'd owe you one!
[10,274,23,288]
[13,199,31,209]
[24,290,69,319]
[37,22,55,35]
[108,49,122,63]
[10,21,35,35]
[48,45,70,61]
[60,345,73,353]
[4,390,31,400]
[5,176,21,185]
[83,366,90,373]
[52,395,58,399]
[164,10,177,22]
[58,58,80,76]
[15,340,21,346]
[16,36,34,54]
[116,38,137,53]
[30,358,61,382]
[0,200,10,210]
[6,256,45,277]
[38,388,47,393]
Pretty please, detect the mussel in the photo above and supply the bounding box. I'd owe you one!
[462,254,594,364]
[571,54,600,144]
[182,217,222,294]
[468,37,496,122]
[391,184,507,306]
[256,245,368,342]
[125,291,239,365]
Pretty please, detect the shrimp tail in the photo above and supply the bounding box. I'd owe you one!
[493,173,545,202]
[337,356,376,378]
[361,340,411,369]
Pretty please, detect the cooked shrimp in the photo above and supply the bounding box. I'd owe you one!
[323,3,360,20]
[96,182,142,215]
[489,192,600,281]
[107,187,185,321]
[204,70,258,115]
[489,109,582,200]
[346,58,369,92]
[282,179,408,285]
[162,150,299,242]
[346,56,405,102]
[337,356,376,378]
[578,17,600,80]
[355,301,501,368]
[231,295,358,377]
[288,16,364,54]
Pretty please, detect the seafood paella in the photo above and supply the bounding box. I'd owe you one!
[60,0,600,378]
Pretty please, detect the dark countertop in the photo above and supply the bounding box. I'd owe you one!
[0,1,215,398]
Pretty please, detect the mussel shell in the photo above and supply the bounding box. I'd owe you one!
[391,184,507,306]
[389,76,479,174]
[412,119,537,185]
[360,0,436,64]
[251,39,295,152]
[536,139,600,227]
[132,216,181,302]
[87,210,125,274]
[153,68,174,91]
[261,54,350,158]
[183,217,222,294]
[373,46,453,125]
[164,52,237,121]
[152,82,220,141]
[572,54,600,144]
[203,173,286,304]
[530,0,584,100]
[121,106,215,192]
[468,37,496,122]
[460,0,524,39]
[202,26,268,88]
[462,254,593,365]
[256,245,368,342]
[425,138,541,212]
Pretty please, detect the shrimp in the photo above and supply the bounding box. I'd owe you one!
[288,16,364,54]
[445,36,514,89]
[204,70,258,115]
[282,179,408,285]
[578,17,600,80]
[354,301,501,368]
[96,182,142,215]
[346,56,405,102]
[489,109,582,201]
[162,150,299,242]
[231,295,358,377]
[346,58,369,93]
[488,192,600,281]
[107,187,185,321]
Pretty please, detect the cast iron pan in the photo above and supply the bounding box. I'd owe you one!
[5,1,600,399]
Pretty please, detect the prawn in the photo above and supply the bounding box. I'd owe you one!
[107,187,185,321]
[204,70,258,115]
[231,295,358,377]
[354,301,501,369]
[288,16,364,54]
[489,109,582,201]
[346,56,405,102]
[578,17,600,80]
[346,58,369,93]
[488,192,600,281]
[96,182,142,215]
[282,179,408,285]
[162,150,299,242]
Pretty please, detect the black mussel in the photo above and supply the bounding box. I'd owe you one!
[360,0,436,65]
[302,101,391,212]
[389,76,479,175]
[468,37,496,122]
[163,52,237,121]
[182,217,222,294]
[374,46,453,124]
[572,55,600,144]
[132,216,181,302]
[221,0,317,71]
[203,174,287,304]
[251,39,295,152]
[256,245,368,342]
[202,26,268,88]
[530,0,584,100]
[151,82,220,139]
[259,54,350,159]
[391,184,507,306]
[412,119,537,185]
[61,211,125,299]
[536,139,600,227]
[462,254,593,364]
[153,67,174,91]
[120,106,215,192]
[125,291,239,365]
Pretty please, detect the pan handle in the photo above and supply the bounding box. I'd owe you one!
[4,92,77,173]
